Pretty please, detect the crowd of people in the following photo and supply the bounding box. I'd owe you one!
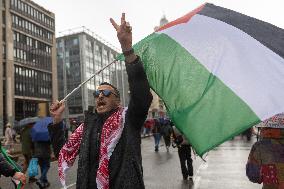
[141,117,194,181]
[2,118,53,188]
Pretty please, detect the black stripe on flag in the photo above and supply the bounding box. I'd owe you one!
[198,3,284,59]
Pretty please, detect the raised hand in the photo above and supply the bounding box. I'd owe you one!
[110,13,132,52]
[49,100,65,124]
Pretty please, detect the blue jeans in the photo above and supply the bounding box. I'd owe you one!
[153,133,161,148]
[143,127,150,135]
[38,158,50,183]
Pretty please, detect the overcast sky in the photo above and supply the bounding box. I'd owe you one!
[33,0,284,50]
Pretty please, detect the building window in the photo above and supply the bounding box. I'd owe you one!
[2,44,5,55]
[2,11,5,24]
[2,28,5,42]
[15,65,52,98]
[24,3,27,13]
[73,38,78,45]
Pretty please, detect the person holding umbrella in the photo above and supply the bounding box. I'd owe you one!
[20,122,37,183]
[246,113,284,188]
[31,117,53,188]
[17,117,39,183]
[49,13,152,189]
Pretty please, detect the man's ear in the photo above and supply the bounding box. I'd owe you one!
[115,97,121,106]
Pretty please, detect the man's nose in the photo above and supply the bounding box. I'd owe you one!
[98,92,104,98]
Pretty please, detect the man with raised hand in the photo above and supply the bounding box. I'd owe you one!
[49,13,152,189]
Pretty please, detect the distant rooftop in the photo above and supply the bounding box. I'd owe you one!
[57,26,120,52]
[27,0,54,16]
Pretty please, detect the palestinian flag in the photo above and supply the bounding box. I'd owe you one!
[119,3,284,156]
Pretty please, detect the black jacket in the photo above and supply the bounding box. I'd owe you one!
[48,57,152,189]
[33,141,51,159]
[0,153,16,177]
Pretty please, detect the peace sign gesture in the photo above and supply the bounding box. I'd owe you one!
[110,13,132,53]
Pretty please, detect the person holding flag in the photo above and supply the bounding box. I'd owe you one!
[0,144,26,188]
[48,13,152,189]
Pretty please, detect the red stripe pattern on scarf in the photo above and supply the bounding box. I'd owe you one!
[96,108,124,189]
[58,123,84,186]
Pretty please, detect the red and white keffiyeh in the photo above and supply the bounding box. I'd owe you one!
[58,107,127,189]
[58,123,84,188]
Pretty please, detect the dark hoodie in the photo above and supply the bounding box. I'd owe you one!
[0,144,16,177]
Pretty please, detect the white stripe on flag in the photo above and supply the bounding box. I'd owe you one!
[159,14,284,120]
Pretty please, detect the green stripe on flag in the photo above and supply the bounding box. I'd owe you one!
[121,33,260,156]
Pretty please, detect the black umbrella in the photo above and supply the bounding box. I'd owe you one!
[14,117,40,130]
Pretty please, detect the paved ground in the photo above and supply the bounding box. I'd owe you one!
[0,136,261,189]
[193,138,260,189]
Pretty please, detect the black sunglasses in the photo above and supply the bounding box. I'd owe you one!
[94,89,118,98]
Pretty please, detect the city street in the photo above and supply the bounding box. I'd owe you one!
[0,136,261,189]
[1,0,283,188]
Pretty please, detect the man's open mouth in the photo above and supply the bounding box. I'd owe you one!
[97,101,106,108]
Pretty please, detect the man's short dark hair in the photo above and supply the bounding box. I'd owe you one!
[99,82,120,98]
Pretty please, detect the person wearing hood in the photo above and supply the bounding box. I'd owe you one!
[246,113,284,189]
